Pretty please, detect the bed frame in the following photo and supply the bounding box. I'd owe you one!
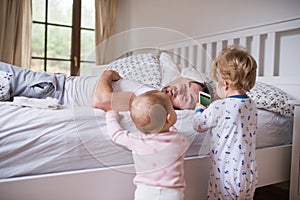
[1,17,299,200]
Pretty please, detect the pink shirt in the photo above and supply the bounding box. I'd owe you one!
[106,111,190,188]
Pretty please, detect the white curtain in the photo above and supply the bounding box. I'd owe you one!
[95,0,118,65]
[0,0,32,68]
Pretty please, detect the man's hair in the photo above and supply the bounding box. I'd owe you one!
[210,45,257,92]
[191,81,210,95]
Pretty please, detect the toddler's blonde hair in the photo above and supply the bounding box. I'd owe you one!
[211,45,257,92]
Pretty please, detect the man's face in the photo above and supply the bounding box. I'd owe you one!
[161,77,204,110]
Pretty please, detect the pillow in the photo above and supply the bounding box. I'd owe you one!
[181,67,205,84]
[159,52,181,86]
[247,82,294,117]
[0,71,13,101]
[159,52,206,85]
[107,53,161,89]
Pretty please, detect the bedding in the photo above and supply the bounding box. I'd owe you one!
[159,52,182,86]
[0,102,293,178]
[247,82,295,117]
[0,70,13,101]
[0,52,295,179]
[107,52,161,89]
[159,52,206,85]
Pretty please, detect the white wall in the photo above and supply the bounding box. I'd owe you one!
[111,0,299,53]
[116,0,300,38]
[98,0,300,61]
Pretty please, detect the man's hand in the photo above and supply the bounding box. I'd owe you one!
[105,70,122,82]
[92,70,122,111]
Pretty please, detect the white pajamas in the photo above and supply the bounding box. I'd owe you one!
[193,95,258,200]
[0,62,157,106]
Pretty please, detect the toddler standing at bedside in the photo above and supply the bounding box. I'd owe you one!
[105,90,190,200]
[193,45,258,199]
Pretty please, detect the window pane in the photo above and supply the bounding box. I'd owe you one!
[81,0,95,29]
[32,23,45,57]
[48,0,73,26]
[47,60,70,76]
[47,25,72,59]
[32,0,45,22]
[31,59,45,72]
[81,29,95,62]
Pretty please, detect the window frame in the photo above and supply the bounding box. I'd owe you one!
[31,0,95,76]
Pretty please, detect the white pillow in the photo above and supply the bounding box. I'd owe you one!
[181,67,205,84]
[159,52,206,85]
[107,53,161,89]
[0,71,13,101]
[159,52,181,86]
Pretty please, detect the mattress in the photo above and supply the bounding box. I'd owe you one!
[0,103,293,179]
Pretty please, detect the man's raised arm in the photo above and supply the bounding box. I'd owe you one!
[92,70,122,111]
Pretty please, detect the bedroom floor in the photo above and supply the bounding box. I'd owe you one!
[253,182,289,200]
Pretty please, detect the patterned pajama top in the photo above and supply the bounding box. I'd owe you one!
[193,94,258,200]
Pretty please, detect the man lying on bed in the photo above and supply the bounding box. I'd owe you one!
[0,62,209,110]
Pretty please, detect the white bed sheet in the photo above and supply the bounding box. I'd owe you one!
[0,104,293,179]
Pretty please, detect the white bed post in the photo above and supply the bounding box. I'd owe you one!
[239,37,247,48]
[264,32,276,77]
[180,47,187,67]
[216,41,223,56]
[205,43,213,73]
[290,102,300,200]
[188,46,195,68]
[196,44,205,72]
[174,48,181,64]
[251,35,261,75]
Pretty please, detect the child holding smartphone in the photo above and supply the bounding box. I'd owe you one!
[193,45,258,199]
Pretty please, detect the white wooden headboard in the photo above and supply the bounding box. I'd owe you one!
[159,17,300,100]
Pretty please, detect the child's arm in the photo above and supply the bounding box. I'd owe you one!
[195,102,207,113]
[105,110,132,150]
[192,103,212,132]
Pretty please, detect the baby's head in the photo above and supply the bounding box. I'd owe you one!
[130,90,177,134]
[211,45,257,94]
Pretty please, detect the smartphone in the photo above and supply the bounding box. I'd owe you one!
[199,91,211,106]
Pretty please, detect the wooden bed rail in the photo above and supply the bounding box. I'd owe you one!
[159,17,300,77]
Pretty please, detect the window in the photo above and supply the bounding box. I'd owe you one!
[31,0,95,76]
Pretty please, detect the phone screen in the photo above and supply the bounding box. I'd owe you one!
[199,92,211,106]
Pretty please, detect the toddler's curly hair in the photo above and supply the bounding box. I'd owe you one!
[210,45,257,92]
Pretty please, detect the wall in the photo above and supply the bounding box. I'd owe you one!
[110,0,300,56]
[116,0,300,37]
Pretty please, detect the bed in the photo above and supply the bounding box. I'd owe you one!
[0,17,299,200]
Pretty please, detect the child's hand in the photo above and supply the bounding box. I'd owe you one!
[195,103,208,113]
[115,112,123,121]
[195,103,207,110]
